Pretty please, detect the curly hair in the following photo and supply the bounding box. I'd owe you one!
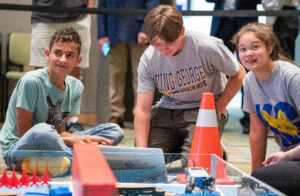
[49,27,81,55]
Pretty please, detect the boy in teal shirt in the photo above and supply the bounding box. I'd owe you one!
[0,28,123,176]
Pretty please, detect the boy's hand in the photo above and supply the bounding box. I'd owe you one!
[62,134,113,147]
[137,32,149,45]
[97,37,110,51]
[77,135,113,145]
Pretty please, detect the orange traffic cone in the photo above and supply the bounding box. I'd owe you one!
[214,155,235,185]
[187,92,235,185]
[188,93,222,169]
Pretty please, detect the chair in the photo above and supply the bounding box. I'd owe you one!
[3,33,31,116]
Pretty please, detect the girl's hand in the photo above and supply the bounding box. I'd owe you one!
[263,151,292,165]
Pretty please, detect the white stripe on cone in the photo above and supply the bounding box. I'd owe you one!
[196,109,218,127]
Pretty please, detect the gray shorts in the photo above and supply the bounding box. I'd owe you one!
[148,106,228,156]
[30,15,91,68]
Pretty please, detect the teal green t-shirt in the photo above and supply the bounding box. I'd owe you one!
[0,68,83,155]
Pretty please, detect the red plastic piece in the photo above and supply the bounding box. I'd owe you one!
[30,167,40,186]
[176,174,186,184]
[40,165,52,185]
[0,168,10,187]
[72,143,118,196]
[9,167,20,188]
[19,167,30,187]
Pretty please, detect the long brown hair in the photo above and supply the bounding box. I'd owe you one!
[232,22,294,63]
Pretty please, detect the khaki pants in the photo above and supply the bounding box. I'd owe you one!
[108,43,147,118]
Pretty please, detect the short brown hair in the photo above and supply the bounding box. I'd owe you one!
[144,5,183,44]
[49,27,81,55]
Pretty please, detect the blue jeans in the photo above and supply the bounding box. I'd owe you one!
[5,122,124,167]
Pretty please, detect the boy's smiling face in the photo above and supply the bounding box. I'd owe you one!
[45,41,82,78]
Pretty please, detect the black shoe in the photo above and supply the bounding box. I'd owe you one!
[106,116,124,128]
[240,118,250,134]
[222,149,228,161]
[65,122,84,133]
[242,127,250,134]
[267,130,275,138]
[221,145,228,161]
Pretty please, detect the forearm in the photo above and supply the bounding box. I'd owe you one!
[59,128,113,148]
[250,122,268,171]
[17,124,32,138]
[16,107,33,137]
[134,92,154,147]
[57,118,74,147]
[285,145,300,161]
[216,63,245,114]
[59,131,74,147]
[134,110,151,147]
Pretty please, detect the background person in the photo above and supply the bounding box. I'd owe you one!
[262,0,300,60]
[206,0,260,52]
[97,0,158,128]
[206,0,260,134]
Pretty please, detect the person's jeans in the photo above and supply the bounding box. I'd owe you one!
[4,122,124,167]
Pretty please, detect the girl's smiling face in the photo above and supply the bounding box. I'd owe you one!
[238,32,273,72]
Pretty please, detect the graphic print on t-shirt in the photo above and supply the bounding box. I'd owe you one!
[256,102,300,147]
[154,65,207,97]
[45,95,69,129]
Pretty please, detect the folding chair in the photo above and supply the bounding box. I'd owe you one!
[2,33,31,117]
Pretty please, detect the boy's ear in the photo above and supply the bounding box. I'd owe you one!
[45,49,50,61]
[75,55,82,67]
[181,26,185,36]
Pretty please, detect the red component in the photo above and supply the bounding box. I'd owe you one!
[19,167,30,187]
[40,165,52,185]
[30,167,40,186]
[0,168,10,187]
[72,143,117,196]
[9,167,20,188]
[176,174,186,184]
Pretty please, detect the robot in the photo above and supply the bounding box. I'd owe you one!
[184,167,220,195]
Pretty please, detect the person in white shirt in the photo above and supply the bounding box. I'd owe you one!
[262,0,300,59]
